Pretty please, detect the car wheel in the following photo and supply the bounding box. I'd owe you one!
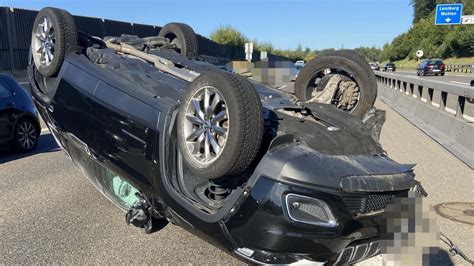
[324,50,377,87]
[294,52,377,118]
[31,7,78,77]
[159,23,198,58]
[441,73,445,76]
[177,71,263,180]
[14,118,39,152]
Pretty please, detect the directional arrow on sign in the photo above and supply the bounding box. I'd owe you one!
[445,17,452,23]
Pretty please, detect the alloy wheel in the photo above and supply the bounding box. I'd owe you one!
[32,16,56,67]
[183,86,228,164]
[17,121,37,150]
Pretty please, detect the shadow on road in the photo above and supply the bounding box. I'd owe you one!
[0,133,60,164]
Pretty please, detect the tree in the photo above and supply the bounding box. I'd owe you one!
[354,47,383,62]
[410,0,436,23]
[210,25,248,47]
[255,41,274,53]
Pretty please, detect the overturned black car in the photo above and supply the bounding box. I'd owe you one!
[28,7,425,264]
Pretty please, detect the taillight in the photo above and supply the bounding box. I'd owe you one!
[441,64,445,69]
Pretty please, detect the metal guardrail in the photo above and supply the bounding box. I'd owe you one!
[446,64,473,73]
[375,71,474,168]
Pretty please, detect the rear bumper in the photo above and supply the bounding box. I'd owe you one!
[423,69,444,75]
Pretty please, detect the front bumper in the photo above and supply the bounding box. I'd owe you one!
[222,141,417,264]
[226,176,397,264]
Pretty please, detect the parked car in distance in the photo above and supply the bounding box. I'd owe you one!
[417,59,445,76]
[383,62,396,72]
[294,60,305,70]
[369,62,380,71]
[0,74,40,152]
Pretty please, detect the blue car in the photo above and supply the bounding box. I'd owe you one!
[0,74,40,152]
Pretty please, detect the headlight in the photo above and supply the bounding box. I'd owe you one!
[285,193,337,227]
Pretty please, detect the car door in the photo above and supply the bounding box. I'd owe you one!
[0,79,15,142]
[88,80,157,193]
[49,66,102,189]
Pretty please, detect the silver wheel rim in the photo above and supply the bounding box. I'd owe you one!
[18,121,37,150]
[183,86,228,164]
[32,16,56,67]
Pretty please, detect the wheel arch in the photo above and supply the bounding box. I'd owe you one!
[14,112,41,135]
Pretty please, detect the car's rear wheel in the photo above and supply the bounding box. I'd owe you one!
[31,7,78,77]
[14,118,39,152]
[294,52,377,118]
[177,71,263,180]
[159,23,198,58]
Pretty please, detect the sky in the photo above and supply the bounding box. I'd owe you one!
[1,0,414,50]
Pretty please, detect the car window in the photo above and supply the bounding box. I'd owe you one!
[0,79,13,98]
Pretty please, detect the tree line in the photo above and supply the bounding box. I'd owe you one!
[209,0,473,62]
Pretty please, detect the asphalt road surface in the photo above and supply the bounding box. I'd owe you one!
[380,70,473,86]
[1,100,473,265]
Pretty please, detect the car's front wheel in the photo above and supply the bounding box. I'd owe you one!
[294,51,377,118]
[177,71,263,180]
[14,118,39,152]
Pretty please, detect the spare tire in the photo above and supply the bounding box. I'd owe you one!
[294,51,377,118]
[31,7,78,77]
[177,71,263,180]
[159,23,198,58]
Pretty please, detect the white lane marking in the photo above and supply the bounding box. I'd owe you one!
[41,128,49,133]
[450,81,469,85]
[395,70,472,77]
[19,81,29,85]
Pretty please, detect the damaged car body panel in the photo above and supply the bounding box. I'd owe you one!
[28,7,422,265]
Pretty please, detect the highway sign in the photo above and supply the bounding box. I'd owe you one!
[416,50,424,58]
[435,3,463,25]
[245,42,254,62]
[244,42,253,53]
[462,15,474,24]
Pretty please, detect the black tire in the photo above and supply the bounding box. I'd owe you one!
[294,53,377,118]
[441,73,445,76]
[159,23,198,58]
[31,7,77,77]
[14,118,39,152]
[177,71,263,180]
[324,50,377,87]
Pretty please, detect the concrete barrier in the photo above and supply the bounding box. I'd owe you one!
[375,72,474,169]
